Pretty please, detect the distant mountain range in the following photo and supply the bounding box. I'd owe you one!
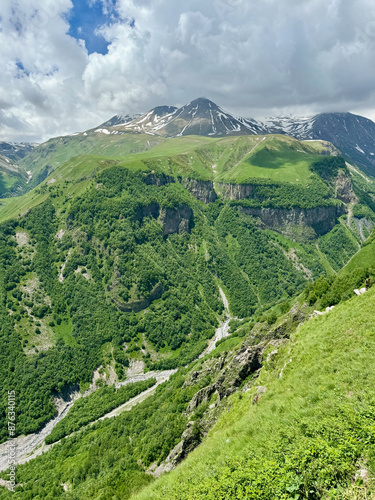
[2,98,375,178]
[0,141,35,162]
[262,112,375,177]
[102,98,265,137]
[99,98,375,176]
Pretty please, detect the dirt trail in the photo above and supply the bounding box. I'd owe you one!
[0,370,176,472]
[233,136,266,168]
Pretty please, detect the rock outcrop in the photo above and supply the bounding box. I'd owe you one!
[148,421,202,476]
[240,204,345,240]
[143,172,175,186]
[218,183,254,200]
[143,173,216,204]
[335,174,358,203]
[179,178,217,204]
[136,202,193,237]
[159,205,193,236]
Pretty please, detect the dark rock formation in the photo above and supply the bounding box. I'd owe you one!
[334,174,358,203]
[159,205,193,236]
[218,183,254,200]
[143,173,175,187]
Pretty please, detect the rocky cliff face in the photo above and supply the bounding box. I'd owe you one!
[179,178,217,203]
[335,173,358,203]
[144,174,216,204]
[217,180,349,241]
[136,202,193,237]
[218,183,254,200]
[159,205,193,236]
[240,205,345,241]
[143,173,175,187]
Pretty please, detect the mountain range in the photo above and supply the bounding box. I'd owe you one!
[0,142,35,162]
[96,98,375,176]
[2,98,375,193]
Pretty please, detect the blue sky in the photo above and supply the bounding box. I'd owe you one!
[66,0,134,55]
[67,0,120,55]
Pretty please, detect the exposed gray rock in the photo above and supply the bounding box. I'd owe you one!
[179,178,217,203]
[335,174,358,203]
[218,183,254,200]
[240,205,345,239]
[148,421,202,477]
[185,385,216,414]
[159,205,193,236]
[143,172,175,186]
[252,386,267,404]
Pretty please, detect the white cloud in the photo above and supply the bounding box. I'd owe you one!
[1,0,375,142]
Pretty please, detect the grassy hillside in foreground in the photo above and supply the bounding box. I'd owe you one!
[2,262,374,499]
[134,288,375,499]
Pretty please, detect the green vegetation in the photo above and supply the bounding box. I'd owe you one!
[344,230,375,271]
[318,223,359,271]
[0,165,315,442]
[0,369,215,499]
[304,268,374,309]
[310,155,348,179]
[216,135,326,185]
[134,288,375,500]
[1,131,375,499]
[45,378,156,444]
[0,163,27,198]
[229,175,335,209]
[18,133,167,190]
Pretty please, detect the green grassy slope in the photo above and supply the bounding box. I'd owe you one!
[214,135,327,184]
[134,288,375,499]
[17,133,337,192]
[344,238,375,271]
[0,155,124,222]
[0,155,28,197]
[18,133,167,186]
[0,134,374,498]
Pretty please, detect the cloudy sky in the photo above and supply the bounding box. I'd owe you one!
[1,0,375,142]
